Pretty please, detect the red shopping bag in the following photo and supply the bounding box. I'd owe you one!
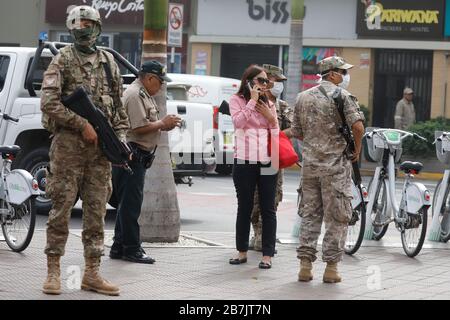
[268,130,299,169]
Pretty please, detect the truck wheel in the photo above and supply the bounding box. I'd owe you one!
[18,147,52,215]
[215,164,232,176]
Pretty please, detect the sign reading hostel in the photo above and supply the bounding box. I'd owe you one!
[168,3,184,48]
[356,0,445,40]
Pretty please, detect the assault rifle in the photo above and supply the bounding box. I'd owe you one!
[62,87,133,174]
[332,88,365,205]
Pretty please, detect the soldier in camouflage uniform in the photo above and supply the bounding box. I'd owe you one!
[291,56,364,283]
[249,64,293,252]
[41,6,129,296]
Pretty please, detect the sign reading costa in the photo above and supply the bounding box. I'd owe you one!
[45,0,190,26]
[356,0,445,40]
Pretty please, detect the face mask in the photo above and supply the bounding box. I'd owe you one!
[71,25,100,54]
[338,73,351,90]
[270,81,284,98]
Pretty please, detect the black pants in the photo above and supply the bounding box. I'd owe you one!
[232,160,278,257]
[112,157,147,255]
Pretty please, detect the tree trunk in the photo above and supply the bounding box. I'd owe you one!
[285,0,305,107]
[139,0,180,242]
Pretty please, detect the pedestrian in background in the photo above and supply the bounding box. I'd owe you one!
[291,56,364,283]
[394,87,416,130]
[249,64,293,252]
[229,64,279,269]
[110,61,181,264]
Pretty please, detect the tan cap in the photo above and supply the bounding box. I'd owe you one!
[263,64,287,80]
[403,87,414,94]
[318,56,353,74]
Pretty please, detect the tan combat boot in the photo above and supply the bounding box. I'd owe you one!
[323,262,342,283]
[43,255,61,295]
[298,259,313,282]
[81,257,120,296]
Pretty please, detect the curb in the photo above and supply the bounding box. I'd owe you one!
[287,166,443,181]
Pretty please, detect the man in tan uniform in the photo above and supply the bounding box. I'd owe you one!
[110,61,181,264]
[291,56,364,283]
[41,6,129,296]
[394,87,416,130]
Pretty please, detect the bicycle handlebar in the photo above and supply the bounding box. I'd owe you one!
[365,128,428,144]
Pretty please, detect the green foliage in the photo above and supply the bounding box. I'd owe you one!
[402,117,450,157]
[359,104,370,125]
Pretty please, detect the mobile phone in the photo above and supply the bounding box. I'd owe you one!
[247,81,254,91]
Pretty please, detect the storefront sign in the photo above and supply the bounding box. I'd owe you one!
[197,0,291,38]
[168,3,183,47]
[45,0,190,26]
[356,0,445,40]
[445,0,450,37]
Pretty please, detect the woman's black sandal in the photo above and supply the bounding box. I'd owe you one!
[258,261,272,269]
[229,257,247,265]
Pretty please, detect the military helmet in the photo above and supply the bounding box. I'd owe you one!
[66,5,102,30]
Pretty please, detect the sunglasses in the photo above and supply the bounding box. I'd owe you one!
[254,77,270,85]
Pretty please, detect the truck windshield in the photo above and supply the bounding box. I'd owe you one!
[0,55,11,92]
[24,56,52,91]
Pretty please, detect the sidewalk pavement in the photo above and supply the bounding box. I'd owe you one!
[1,229,450,300]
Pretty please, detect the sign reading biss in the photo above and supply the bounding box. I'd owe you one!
[356,0,445,40]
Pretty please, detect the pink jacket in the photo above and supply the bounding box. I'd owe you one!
[229,94,279,162]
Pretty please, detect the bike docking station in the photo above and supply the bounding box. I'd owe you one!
[428,131,450,243]
[362,127,431,257]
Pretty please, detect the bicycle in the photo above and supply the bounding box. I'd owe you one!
[429,131,450,242]
[364,128,431,257]
[0,113,41,252]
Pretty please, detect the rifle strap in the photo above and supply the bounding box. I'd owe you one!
[102,62,114,94]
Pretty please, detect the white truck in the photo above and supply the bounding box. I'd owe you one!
[0,42,215,213]
[168,74,241,175]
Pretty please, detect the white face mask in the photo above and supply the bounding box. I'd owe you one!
[270,82,284,98]
[338,73,350,90]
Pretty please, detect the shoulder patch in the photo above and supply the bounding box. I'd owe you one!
[139,87,147,99]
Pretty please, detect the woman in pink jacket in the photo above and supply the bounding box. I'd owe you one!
[228,65,279,269]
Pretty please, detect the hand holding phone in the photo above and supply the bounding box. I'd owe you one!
[248,81,261,102]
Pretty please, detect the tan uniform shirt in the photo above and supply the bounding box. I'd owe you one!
[123,79,160,151]
[394,98,415,130]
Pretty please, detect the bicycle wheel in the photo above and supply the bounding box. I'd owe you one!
[1,198,36,252]
[432,179,450,242]
[370,178,389,240]
[401,207,428,257]
[345,201,366,255]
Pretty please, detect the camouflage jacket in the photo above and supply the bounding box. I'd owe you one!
[291,81,364,177]
[41,45,129,141]
[276,99,293,130]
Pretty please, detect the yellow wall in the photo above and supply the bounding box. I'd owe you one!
[341,48,372,111]
[190,43,212,75]
[431,51,450,119]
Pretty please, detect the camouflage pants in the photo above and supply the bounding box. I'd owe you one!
[251,170,283,239]
[45,130,112,258]
[296,166,352,263]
